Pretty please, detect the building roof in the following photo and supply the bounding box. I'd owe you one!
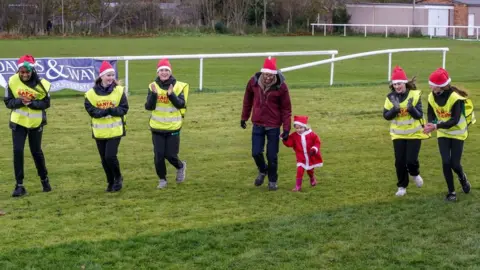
[453,0,480,5]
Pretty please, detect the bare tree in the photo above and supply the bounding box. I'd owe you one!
[225,0,252,34]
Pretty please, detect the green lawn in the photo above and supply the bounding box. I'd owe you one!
[0,36,480,269]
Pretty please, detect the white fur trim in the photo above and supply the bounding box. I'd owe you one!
[429,77,451,87]
[17,62,37,68]
[99,68,115,78]
[294,121,307,127]
[296,162,323,170]
[300,129,312,169]
[157,66,172,73]
[311,146,318,154]
[260,68,277,74]
[391,80,408,84]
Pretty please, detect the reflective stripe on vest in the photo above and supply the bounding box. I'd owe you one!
[428,91,468,140]
[384,90,429,140]
[8,75,51,128]
[85,86,125,139]
[149,81,188,131]
[13,109,43,118]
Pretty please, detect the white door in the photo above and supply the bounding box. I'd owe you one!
[428,9,449,36]
[468,14,475,36]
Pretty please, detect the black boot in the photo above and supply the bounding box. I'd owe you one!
[254,172,266,186]
[112,176,123,192]
[268,181,278,191]
[41,177,52,192]
[445,192,457,202]
[12,185,27,197]
[106,181,114,192]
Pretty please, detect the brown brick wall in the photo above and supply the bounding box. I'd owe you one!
[454,4,468,37]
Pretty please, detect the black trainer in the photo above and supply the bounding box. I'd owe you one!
[106,183,114,192]
[112,176,123,192]
[12,185,26,197]
[268,181,278,191]
[254,172,266,186]
[445,192,457,202]
[41,178,52,192]
[459,174,471,194]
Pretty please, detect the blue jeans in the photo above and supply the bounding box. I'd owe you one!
[252,124,280,183]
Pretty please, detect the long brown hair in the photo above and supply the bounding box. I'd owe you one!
[441,85,468,97]
[389,76,417,91]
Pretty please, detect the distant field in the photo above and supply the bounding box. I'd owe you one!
[0,36,479,269]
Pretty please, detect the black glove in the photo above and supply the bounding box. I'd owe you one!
[281,130,289,141]
[389,95,400,110]
[407,98,413,109]
[240,120,247,129]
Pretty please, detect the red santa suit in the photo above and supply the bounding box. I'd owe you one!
[283,116,323,191]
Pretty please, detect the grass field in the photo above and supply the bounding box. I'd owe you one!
[1,36,480,269]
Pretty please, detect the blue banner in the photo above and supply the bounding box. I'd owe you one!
[0,58,118,92]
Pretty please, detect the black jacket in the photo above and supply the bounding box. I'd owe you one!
[427,89,462,129]
[144,75,186,134]
[383,89,423,121]
[3,72,51,130]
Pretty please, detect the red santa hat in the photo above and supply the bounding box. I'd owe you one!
[390,65,408,84]
[294,115,309,128]
[429,68,451,87]
[17,54,37,70]
[98,61,115,77]
[260,57,277,74]
[157,58,172,73]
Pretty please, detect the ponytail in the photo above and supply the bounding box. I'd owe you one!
[441,85,468,97]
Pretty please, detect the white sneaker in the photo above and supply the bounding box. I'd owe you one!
[157,179,167,189]
[412,175,423,188]
[395,187,407,196]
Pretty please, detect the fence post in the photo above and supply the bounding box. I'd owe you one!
[442,50,446,69]
[387,52,392,81]
[477,27,479,40]
[364,25,367,37]
[199,58,204,91]
[407,26,410,38]
[324,25,326,36]
[312,25,314,36]
[344,25,346,36]
[385,25,388,38]
[125,60,129,95]
[329,53,335,86]
[453,27,456,39]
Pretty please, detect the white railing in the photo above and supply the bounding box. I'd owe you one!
[97,51,338,92]
[280,47,449,82]
[311,23,480,40]
[2,51,338,92]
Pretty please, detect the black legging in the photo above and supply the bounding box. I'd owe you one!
[393,139,421,188]
[438,137,465,193]
[95,138,122,184]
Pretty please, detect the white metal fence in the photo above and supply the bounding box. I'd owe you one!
[311,23,480,40]
[281,47,449,82]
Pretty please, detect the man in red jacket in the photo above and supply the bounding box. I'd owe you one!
[241,57,292,191]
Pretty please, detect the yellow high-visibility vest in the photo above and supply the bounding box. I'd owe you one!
[148,81,189,131]
[384,90,430,140]
[428,91,474,140]
[8,74,51,129]
[85,86,126,139]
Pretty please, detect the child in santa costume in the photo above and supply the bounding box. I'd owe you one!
[282,115,323,191]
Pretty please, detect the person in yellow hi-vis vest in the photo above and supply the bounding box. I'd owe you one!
[84,61,129,192]
[424,68,475,202]
[3,55,52,197]
[383,66,430,197]
[144,58,188,189]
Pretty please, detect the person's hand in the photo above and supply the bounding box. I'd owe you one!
[151,83,157,94]
[407,98,414,109]
[281,130,289,141]
[240,120,247,129]
[309,147,317,156]
[423,123,436,134]
[389,95,400,110]
[167,84,173,95]
[21,96,31,105]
